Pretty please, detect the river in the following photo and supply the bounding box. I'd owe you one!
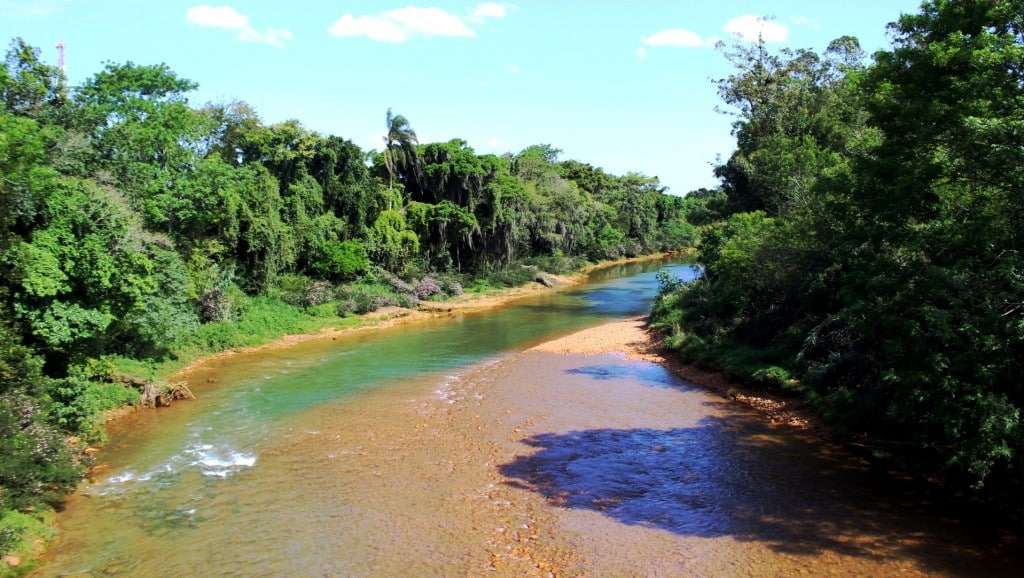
[38,260,1017,576]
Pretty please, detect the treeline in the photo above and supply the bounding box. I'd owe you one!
[0,38,692,554]
[653,0,1023,516]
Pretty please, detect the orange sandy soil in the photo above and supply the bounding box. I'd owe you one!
[47,316,1019,576]
[532,317,814,429]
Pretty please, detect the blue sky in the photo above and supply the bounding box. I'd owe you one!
[1,0,922,194]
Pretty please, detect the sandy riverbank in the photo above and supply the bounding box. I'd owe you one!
[42,314,1019,576]
[531,316,814,429]
[212,316,1013,576]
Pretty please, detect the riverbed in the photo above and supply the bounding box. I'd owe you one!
[37,260,1017,576]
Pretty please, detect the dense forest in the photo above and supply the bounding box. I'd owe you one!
[0,39,693,554]
[654,0,1024,516]
[5,0,1022,563]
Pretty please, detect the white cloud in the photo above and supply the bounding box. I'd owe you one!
[1,0,70,17]
[329,5,484,43]
[238,27,293,46]
[642,28,704,48]
[472,2,508,21]
[386,6,475,37]
[186,5,293,47]
[723,15,788,43]
[329,14,408,43]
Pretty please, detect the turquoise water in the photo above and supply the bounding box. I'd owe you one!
[40,260,696,575]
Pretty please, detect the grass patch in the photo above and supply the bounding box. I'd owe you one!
[110,294,366,381]
[0,509,54,576]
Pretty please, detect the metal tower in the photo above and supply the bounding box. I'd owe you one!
[56,40,65,72]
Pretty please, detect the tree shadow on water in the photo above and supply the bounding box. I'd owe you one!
[565,364,680,389]
[498,412,1012,575]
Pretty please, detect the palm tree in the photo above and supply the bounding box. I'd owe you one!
[383,108,419,192]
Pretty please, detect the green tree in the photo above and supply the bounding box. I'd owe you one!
[382,108,419,194]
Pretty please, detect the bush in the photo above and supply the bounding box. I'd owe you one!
[523,252,586,275]
[304,281,334,307]
[368,266,416,296]
[335,282,416,316]
[181,295,341,353]
[310,239,369,281]
[46,376,138,439]
[475,264,536,289]
[0,509,54,558]
[442,279,463,297]
[275,274,312,307]
[0,394,81,512]
[750,366,792,389]
[414,277,442,300]
[199,287,232,322]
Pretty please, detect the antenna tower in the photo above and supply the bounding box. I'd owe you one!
[56,40,65,72]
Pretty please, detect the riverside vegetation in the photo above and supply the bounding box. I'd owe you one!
[653,0,1024,522]
[3,0,1023,568]
[0,40,695,561]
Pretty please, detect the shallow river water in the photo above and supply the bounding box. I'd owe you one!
[38,260,1017,577]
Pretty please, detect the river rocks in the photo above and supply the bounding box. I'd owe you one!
[534,272,561,288]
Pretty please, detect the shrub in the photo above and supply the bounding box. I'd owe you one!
[311,239,369,281]
[304,281,334,307]
[0,509,54,558]
[275,274,311,307]
[199,287,232,322]
[475,264,536,289]
[414,277,442,300]
[335,282,416,316]
[443,280,463,297]
[368,266,416,296]
[750,366,792,389]
[0,394,81,512]
[46,376,138,439]
[524,252,586,275]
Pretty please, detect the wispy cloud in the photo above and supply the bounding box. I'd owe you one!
[637,14,788,57]
[1,0,70,17]
[471,2,509,22]
[186,5,293,47]
[723,15,788,43]
[329,4,509,43]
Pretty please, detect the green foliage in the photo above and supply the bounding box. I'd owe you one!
[46,376,137,439]
[178,295,339,353]
[0,36,691,556]
[522,252,587,275]
[310,239,369,281]
[0,509,53,562]
[473,263,537,289]
[0,323,79,549]
[335,282,415,316]
[653,0,1024,518]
